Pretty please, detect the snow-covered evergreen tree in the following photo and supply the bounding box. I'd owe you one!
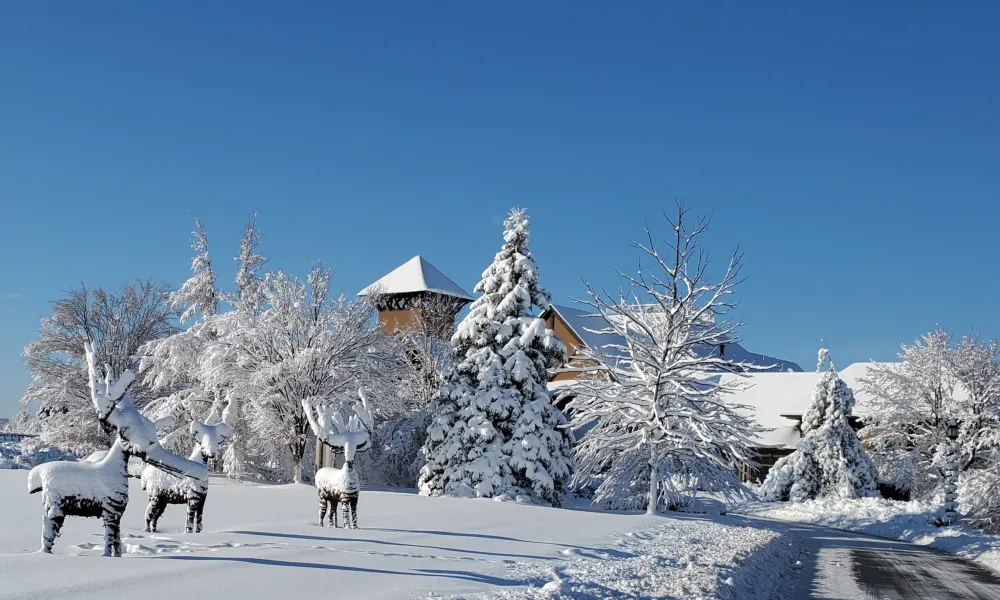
[419,208,573,505]
[759,349,878,502]
[568,204,762,514]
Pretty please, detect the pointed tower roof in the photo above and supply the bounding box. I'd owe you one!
[358,255,473,300]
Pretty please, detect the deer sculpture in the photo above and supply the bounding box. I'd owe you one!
[140,403,232,533]
[302,390,373,529]
[26,341,206,556]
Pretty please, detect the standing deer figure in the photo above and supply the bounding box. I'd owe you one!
[27,341,207,556]
[303,390,373,529]
[141,404,232,533]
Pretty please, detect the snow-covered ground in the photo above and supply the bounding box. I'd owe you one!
[738,497,1000,574]
[0,470,802,599]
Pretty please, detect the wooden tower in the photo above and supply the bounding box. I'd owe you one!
[357,255,473,338]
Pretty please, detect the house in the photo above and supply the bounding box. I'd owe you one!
[542,303,802,406]
[539,304,865,481]
[315,256,473,472]
[714,363,878,481]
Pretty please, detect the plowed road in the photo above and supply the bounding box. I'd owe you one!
[787,521,1000,599]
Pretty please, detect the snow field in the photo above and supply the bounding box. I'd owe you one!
[1,471,803,599]
[449,516,806,600]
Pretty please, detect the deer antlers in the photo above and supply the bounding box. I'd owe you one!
[84,340,207,481]
[85,341,136,424]
[302,389,374,450]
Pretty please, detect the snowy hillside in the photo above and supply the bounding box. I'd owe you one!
[0,472,802,599]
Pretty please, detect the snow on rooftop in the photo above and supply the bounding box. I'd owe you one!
[358,255,473,300]
[720,362,904,448]
[549,361,913,450]
[550,304,803,372]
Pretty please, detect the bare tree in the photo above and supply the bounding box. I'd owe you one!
[370,293,457,486]
[568,203,761,513]
[19,281,178,454]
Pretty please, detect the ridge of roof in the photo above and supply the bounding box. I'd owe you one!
[358,255,473,300]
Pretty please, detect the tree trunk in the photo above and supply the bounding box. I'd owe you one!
[291,438,305,484]
[647,446,658,516]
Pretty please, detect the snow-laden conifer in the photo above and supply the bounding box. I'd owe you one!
[759,349,878,502]
[419,208,572,504]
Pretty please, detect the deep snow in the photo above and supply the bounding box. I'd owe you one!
[0,471,802,599]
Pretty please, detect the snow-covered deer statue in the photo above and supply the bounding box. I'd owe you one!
[303,390,373,529]
[26,341,207,556]
[140,399,232,533]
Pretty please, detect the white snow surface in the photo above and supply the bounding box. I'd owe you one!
[737,497,1000,574]
[358,255,473,300]
[1,470,803,599]
[446,516,803,600]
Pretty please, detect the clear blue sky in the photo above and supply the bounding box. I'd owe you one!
[1,2,998,417]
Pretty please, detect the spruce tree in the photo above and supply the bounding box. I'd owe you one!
[419,208,573,504]
[759,349,879,502]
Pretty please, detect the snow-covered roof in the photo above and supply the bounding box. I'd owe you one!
[358,256,473,301]
[548,362,895,449]
[553,304,629,358]
[719,362,898,449]
[548,304,803,373]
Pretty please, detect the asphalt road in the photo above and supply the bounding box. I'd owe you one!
[786,522,1000,599]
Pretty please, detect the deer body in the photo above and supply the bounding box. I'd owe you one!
[28,438,130,556]
[26,341,207,556]
[303,390,372,529]
[142,418,231,533]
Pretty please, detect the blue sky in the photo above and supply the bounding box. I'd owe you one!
[1,2,998,417]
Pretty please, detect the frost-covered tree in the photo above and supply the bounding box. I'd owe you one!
[171,217,218,324]
[858,327,980,499]
[19,282,178,455]
[567,204,761,514]
[950,336,1000,529]
[950,335,1000,470]
[368,294,456,487]
[205,265,392,483]
[143,216,271,479]
[419,208,573,505]
[142,218,221,451]
[759,350,878,502]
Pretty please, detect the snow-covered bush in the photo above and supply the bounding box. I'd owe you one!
[419,208,573,505]
[759,351,878,502]
[0,437,77,470]
[568,204,761,514]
